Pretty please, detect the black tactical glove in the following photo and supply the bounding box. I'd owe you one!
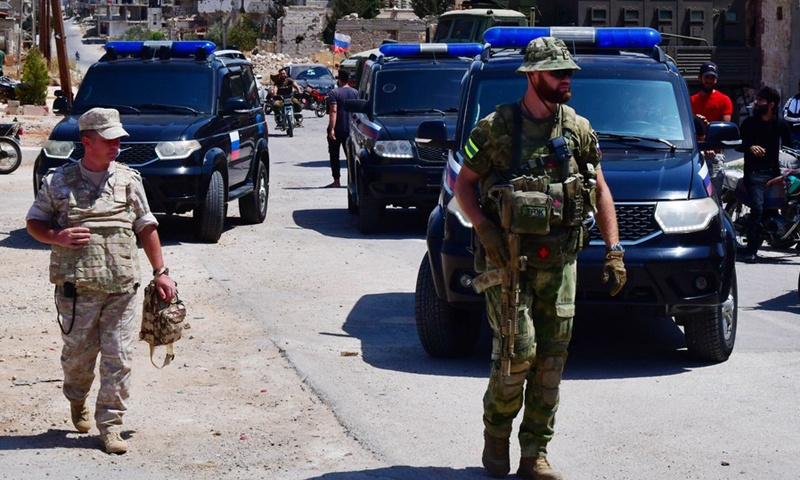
[475,219,509,269]
[602,250,627,297]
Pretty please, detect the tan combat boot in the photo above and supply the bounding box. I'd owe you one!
[70,401,91,433]
[100,431,128,454]
[482,430,510,478]
[517,456,564,480]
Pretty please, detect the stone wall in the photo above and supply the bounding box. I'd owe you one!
[335,14,428,52]
[758,0,795,100]
[276,6,329,57]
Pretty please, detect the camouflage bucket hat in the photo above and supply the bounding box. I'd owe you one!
[516,37,580,74]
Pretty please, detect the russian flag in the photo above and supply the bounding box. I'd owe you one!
[333,32,351,53]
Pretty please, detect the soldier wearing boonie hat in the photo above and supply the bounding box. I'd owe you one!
[25,106,176,455]
[453,36,625,480]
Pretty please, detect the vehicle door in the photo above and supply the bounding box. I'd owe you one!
[218,66,258,187]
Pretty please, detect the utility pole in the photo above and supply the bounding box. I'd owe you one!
[39,0,50,63]
[50,0,72,107]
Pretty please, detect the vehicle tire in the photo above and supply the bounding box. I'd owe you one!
[239,160,268,224]
[287,118,294,137]
[193,170,226,243]
[0,137,22,175]
[724,199,748,249]
[315,104,326,118]
[414,255,481,358]
[357,196,383,234]
[680,270,737,362]
[347,188,358,215]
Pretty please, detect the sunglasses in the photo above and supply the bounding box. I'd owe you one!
[548,70,574,80]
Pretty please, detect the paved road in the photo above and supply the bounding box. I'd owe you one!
[8,113,800,479]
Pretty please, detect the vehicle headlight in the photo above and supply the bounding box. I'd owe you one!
[42,140,75,159]
[374,140,414,158]
[155,140,201,160]
[654,197,718,233]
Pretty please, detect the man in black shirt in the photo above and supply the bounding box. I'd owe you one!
[738,86,793,263]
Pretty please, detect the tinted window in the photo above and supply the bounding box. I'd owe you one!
[294,66,334,83]
[73,66,214,114]
[373,67,466,115]
[432,19,453,42]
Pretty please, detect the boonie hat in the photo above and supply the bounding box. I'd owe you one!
[78,107,129,139]
[516,37,580,74]
[700,61,719,78]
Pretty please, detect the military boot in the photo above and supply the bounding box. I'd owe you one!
[482,430,510,478]
[100,431,128,454]
[70,401,91,433]
[517,456,564,480]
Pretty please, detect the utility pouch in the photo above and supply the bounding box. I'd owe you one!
[583,184,597,215]
[547,183,565,225]
[510,174,550,193]
[511,191,551,235]
[562,176,584,225]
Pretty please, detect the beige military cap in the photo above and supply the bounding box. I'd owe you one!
[78,107,130,139]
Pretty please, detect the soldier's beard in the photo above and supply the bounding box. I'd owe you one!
[534,77,572,104]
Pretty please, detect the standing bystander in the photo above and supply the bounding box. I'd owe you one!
[691,61,733,197]
[325,69,359,188]
[738,86,793,263]
[25,108,177,454]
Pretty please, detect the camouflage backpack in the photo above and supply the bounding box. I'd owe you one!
[140,280,187,368]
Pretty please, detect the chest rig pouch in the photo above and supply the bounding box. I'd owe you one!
[481,103,597,267]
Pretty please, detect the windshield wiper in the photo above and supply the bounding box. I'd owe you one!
[389,108,449,116]
[78,104,140,114]
[597,132,676,152]
[135,103,199,115]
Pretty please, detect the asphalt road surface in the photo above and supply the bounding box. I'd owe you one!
[3,110,800,479]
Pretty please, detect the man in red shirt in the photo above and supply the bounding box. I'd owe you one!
[691,61,733,198]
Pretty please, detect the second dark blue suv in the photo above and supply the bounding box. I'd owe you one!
[415,27,742,363]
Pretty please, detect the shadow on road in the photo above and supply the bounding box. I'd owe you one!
[343,292,708,380]
[306,465,486,479]
[0,428,134,451]
[293,208,427,239]
[0,228,48,251]
[752,289,800,313]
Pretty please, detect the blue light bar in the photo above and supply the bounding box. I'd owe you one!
[482,27,661,49]
[379,43,484,57]
[104,41,216,56]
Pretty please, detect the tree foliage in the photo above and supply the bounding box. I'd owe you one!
[119,25,165,41]
[411,0,453,18]
[332,0,382,20]
[15,48,49,106]
[207,14,260,51]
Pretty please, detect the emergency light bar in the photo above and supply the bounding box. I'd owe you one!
[379,43,484,57]
[482,27,661,49]
[104,41,217,56]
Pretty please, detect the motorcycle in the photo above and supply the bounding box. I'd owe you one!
[0,76,21,102]
[0,119,23,175]
[722,147,800,250]
[301,84,329,118]
[272,94,303,138]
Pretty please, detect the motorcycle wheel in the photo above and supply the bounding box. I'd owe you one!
[315,104,326,118]
[0,137,22,175]
[724,199,749,249]
[287,117,294,137]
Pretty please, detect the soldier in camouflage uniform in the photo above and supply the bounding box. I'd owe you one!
[453,38,627,479]
[26,108,177,455]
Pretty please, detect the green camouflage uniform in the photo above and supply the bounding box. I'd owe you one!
[28,161,153,435]
[463,98,601,457]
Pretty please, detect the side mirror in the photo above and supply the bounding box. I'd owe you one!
[700,121,741,151]
[54,89,65,97]
[53,97,69,115]
[222,97,248,113]
[416,120,455,151]
[344,98,369,114]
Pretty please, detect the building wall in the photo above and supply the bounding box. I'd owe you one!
[276,5,328,56]
[756,0,793,100]
[335,14,427,52]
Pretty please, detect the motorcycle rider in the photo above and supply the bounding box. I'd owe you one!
[738,86,794,263]
[783,78,800,147]
[269,68,303,127]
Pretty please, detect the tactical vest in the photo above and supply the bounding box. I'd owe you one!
[48,163,142,293]
[481,103,597,267]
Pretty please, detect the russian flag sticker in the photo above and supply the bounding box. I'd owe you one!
[230,131,240,161]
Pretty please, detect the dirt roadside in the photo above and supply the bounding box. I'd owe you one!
[0,115,382,478]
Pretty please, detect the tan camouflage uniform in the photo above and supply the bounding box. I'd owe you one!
[27,161,155,436]
[463,73,602,458]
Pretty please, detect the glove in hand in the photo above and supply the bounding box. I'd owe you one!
[602,250,626,296]
[475,219,509,269]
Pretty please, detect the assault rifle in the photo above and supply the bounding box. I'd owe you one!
[472,185,527,377]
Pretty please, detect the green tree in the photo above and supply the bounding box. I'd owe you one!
[324,0,382,44]
[227,13,260,51]
[119,25,165,41]
[411,0,453,18]
[15,48,49,106]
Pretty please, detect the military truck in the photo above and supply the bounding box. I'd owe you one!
[431,8,529,43]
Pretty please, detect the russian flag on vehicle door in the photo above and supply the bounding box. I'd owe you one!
[333,33,351,53]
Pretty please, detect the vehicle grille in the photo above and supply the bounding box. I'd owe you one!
[71,143,158,166]
[417,145,447,164]
[589,203,661,244]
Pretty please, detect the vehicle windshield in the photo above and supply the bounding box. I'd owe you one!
[294,66,334,83]
[463,68,694,151]
[374,67,466,116]
[72,66,214,114]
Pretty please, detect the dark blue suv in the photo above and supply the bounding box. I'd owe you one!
[415,27,741,362]
[36,41,270,243]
